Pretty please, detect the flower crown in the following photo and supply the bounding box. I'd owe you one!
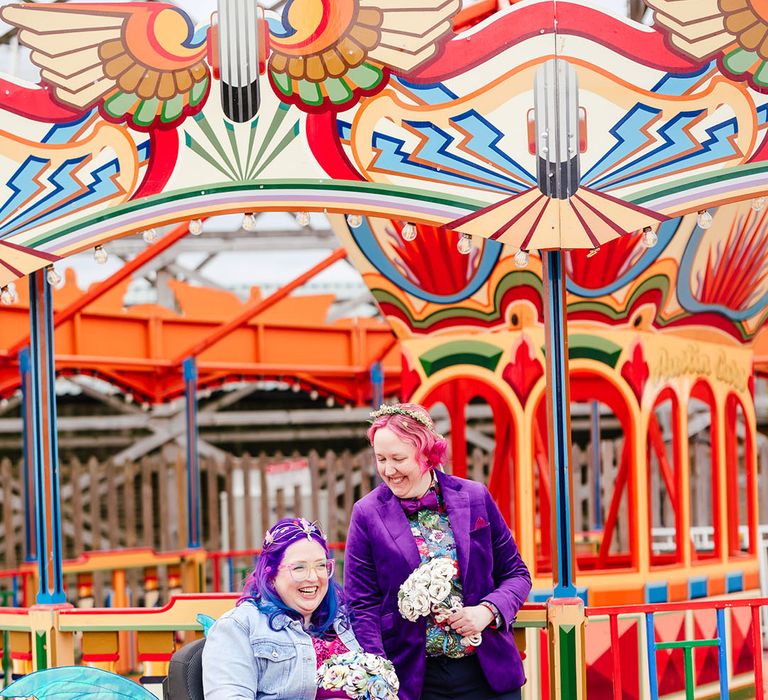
[263,518,325,550]
[369,404,435,431]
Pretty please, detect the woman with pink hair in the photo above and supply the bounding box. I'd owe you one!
[344,402,531,700]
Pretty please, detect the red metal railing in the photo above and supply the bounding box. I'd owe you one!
[586,597,766,700]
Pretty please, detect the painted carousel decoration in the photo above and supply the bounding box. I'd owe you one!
[2,0,768,289]
[3,0,768,698]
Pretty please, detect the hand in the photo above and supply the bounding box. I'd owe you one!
[445,605,494,637]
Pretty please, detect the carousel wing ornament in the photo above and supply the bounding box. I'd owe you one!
[0,3,210,129]
[447,59,668,251]
[646,0,768,88]
[267,0,461,110]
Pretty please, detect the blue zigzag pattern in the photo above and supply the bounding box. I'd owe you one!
[0,113,148,239]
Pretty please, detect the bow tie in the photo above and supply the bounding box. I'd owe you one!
[399,489,439,515]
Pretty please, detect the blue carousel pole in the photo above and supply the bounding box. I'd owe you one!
[18,348,37,565]
[542,250,577,598]
[27,270,65,605]
[532,57,588,698]
[183,357,202,549]
[542,250,588,700]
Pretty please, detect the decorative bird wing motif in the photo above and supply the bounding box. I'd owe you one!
[0,3,210,130]
[267,0,461,110]
[646,0,768,89]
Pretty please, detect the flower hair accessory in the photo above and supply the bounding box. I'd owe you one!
[262,518,324,550]
[369,404,434,430]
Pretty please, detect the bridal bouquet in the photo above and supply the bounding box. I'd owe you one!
[397,556,482,647]
[317,651,399,700]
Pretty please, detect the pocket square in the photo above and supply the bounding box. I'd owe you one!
[473,516,488,529]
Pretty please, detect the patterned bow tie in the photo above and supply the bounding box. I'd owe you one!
[399,489,439,515]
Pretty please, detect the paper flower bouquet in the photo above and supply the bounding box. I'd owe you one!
[317,650,399,700]
[397,556,482,647]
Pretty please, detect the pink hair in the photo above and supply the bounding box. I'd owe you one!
[367,402,448,474]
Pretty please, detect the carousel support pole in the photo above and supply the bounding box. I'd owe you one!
[27,270,74,670]
[369,362,384,487]
[370,361,383,408]
[183,357,202,550]
[591,401,602,530]
[19,349,36,564]
[182,357,206,600]
[542,250,587,700]
[28,271,65,605]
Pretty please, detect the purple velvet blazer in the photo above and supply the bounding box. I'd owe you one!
[343,470,531,700]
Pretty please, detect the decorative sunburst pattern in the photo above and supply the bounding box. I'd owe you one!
[681,206,768,317]
[183,103,301,182]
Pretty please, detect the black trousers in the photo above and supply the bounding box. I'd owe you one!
[420,655,522,700]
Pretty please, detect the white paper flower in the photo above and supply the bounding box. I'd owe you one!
[412,591,431,617]
[461,633,483,647]
[344,668,370,695]
[317,652,398,699]
[430,558,455,581]
[428,580,451,603]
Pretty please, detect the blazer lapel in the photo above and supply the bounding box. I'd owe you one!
[374,488,421,571]
[437,472,471,586]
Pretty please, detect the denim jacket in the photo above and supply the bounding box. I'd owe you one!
[202,600,361,700]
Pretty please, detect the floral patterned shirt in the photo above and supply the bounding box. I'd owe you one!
[404,479,477,658]
[313,635,351,699]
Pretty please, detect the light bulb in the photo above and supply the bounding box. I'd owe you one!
[325,396,335,407]
[291,382,301,393]
[752,196,766,212]
[457,233,473,254]
[586,247,601,258]
[310,389,319,400]
[296,211,311,227]
[242,213,257,231]
[0,287,13,305]
[697,210,712,229]
[514,249,530,268]
[641,226,658,248]
[189,218,203,235]
[94,245,108,264]
[7,284,17,303]
[401,223,417,241]
[46,265,62,286]
[347,214,363,229]
[142,228,157,243]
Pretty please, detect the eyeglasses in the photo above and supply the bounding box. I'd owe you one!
[278,559,335,582]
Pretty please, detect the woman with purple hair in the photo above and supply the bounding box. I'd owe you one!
[344,402,532,700]
[202,517,361,699]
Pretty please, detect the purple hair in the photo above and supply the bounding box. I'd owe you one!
[238,518,344,636]
[367,402,448,474]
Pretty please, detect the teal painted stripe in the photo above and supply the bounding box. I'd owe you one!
[645,582,668,604]
[629,161,768,205]
[529,587,588,606]
[22,179,487,247]
[688,576,707,600]
[725,571,743,593]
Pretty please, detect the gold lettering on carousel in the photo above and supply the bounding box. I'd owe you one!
[650,344,748,392]
[651,345,711,381]
[715,351,749,392]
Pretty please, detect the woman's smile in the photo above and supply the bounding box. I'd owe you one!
[373,428,432,499]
